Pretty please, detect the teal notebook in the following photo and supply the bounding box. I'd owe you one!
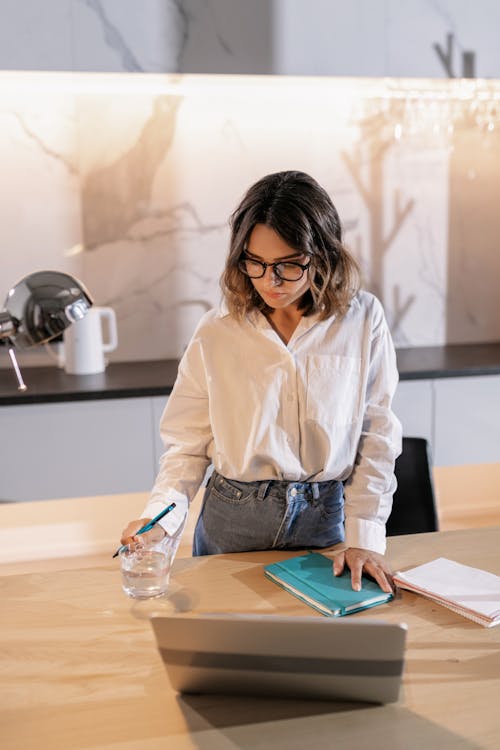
[264,552,393,617]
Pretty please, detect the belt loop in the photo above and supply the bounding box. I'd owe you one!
[311,482,319,500]
[258,481,270,500]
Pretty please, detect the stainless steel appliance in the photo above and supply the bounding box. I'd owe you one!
[0,270,93,390]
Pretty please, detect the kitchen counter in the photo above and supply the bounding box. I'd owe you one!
[0,358,179,405]
[1,342,500,406]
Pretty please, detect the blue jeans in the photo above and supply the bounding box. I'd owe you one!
[193,471,345,556]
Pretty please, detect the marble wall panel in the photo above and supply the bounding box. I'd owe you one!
[3,1,500,78]
[447,123,500,343]
[1,74,499,370]
[273,0,387,76]
[385,0,500,78]
[180,0,273,74]
[0,0,73,71]
[72,0,186,72]
[0,74,83,302]
[272,0,500,77]
[0,0,185,73]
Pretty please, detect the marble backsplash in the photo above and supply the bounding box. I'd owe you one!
[1,72,499,366]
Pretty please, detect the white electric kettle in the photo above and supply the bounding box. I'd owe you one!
[63,306,118,375]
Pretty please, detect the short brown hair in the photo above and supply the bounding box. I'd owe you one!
[220,171,360,320]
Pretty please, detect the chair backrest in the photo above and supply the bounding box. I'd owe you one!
[386,437,439,536]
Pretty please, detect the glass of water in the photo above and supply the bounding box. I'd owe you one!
[119,537,176,599]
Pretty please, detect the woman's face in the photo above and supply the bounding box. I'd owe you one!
[244,224,311,312]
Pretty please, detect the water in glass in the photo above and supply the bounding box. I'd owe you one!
[120,548,171,599]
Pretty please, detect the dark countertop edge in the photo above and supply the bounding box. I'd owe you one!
[0,358,179,407]
[1,343,500,405]
[396,342,500,381]
[0,385,175,406]
[398,366,500,380]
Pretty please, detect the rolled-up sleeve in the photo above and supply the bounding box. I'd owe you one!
[342,308,402,554]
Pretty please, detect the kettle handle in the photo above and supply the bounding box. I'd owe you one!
[98,308,118,353]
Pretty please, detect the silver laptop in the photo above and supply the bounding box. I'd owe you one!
[150,613,407,704]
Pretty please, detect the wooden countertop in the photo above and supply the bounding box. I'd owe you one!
[1,342,500,405]
[1,526,500,749]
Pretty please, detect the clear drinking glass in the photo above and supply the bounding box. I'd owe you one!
[119,537,176,599]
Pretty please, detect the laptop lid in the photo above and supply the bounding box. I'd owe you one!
[150,613,407,704]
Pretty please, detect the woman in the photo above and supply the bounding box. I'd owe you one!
[120,171,402,592]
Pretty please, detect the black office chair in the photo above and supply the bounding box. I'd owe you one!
[386,436,439,536]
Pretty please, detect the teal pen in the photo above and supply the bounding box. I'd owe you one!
[112,502,176,558]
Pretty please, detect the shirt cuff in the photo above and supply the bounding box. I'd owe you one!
[344,516,387,555]
[142,490,188,538]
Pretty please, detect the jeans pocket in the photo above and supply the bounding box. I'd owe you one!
[210,474,257,506]
[197,475,276,554]
[319,483,344,522]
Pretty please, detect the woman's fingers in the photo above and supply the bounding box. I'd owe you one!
[363,560,394,594]
[120,518,152,546]
[341,548,395,594]
[332,550,346,577]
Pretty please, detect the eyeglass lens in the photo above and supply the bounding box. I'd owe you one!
[239,258,308,281]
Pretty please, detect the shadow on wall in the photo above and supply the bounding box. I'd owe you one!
[341,107,416,340]
[447,121,500,344]
[81,96,182,250]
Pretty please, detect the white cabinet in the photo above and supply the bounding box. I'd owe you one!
[394,375,500,466]
[0,398,157,502]
[434,376,500,466]
[392,379,434,447]
[1,372,499,501]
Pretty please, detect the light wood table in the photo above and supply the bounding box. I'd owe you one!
[1,527,500,750]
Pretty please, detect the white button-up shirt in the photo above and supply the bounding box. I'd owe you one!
[143,291,402,553]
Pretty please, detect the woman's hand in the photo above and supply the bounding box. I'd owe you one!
[333,547,394,593]
[120,518,166,549]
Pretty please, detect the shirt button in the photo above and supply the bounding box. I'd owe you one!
[287,394,294,402]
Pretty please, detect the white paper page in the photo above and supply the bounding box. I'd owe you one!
[395,558,500,618]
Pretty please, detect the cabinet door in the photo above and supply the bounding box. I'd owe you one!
[434,375,500,466]
[392,380,434,450]
[0,398,156,501]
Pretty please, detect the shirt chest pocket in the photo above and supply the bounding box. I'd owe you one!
[305,355,363,426]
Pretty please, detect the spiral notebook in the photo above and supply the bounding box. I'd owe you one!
[264,552,393,616]
[393,558,500,627]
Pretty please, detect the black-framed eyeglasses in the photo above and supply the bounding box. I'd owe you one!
[238,254,311,282]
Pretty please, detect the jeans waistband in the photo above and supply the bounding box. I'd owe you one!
[210,471,341,502]
[256,479,321,500]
